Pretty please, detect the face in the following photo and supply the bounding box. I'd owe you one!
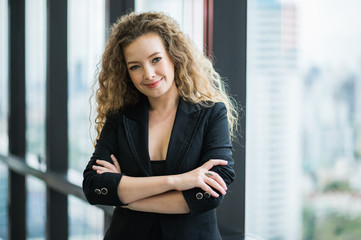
[124,33,177,100]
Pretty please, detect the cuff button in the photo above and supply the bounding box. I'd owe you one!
[196,192,203,200]
[101,188,108,195]
[94,188,101,195]
[204,192,211,198]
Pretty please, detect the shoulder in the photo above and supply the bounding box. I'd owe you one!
[181,100,227,125]
[202,102,227,124]
[181,98,226,114]
[105,98,147,123]
[197,101,227,116]
[103,110,125,129]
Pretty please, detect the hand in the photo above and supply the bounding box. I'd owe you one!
[92,154,121,174]
[173,159,228,197]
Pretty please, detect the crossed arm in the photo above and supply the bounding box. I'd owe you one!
[93,155,228,214]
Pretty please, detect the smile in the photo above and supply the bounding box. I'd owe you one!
[144,78,162,88]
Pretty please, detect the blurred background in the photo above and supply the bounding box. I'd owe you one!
[1,0,361,239]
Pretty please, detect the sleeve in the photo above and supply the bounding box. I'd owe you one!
[182,102,236,215]
[82,114,127,206]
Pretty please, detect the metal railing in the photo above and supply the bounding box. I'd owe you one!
[0,154,114,216]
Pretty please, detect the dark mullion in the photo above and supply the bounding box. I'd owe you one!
[103,0,135,234]
[46,0,68,239]
[213,0,247,239]
[105,0,135,32]
[203,0,214,57]
[8,0,26,239]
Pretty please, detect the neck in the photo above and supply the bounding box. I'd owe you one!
[148,85,179,113]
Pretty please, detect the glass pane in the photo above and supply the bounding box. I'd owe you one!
[0,0,8,155]
[68,196,104,240]
[25,0,47,171]
[135,0,204,51]
[246,0,361,239]
[0,0,9,239]
[0,162,8,240]
[26,176,46,240]
[68,0,105,176]
[68,0,105,238]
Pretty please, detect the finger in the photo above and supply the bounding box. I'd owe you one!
[200,183,220,198]
[93,165,116,173]
[110,154,121,173]
[96,160,117,170]
[203,176,227,195]
[93,167,106,174]
[206,171,227,190]
[93,164,117,173]
[96,169,111,175]
[202,159,228,170]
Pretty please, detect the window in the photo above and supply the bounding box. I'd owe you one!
[0,164,8,240]
[0,0,8,155]
[25,0,47,170]
[68,196,104,240]
[26,177,46,239]
[67,0,106,238]
[25,0,47,238]
[68,0,106,175]
[246,0,361,239]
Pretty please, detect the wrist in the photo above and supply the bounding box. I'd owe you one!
[166,174,179,190]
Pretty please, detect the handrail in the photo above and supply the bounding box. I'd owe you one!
[0,154,113,215]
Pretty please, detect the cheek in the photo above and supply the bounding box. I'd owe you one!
[128,72,142,85]
[162,62,175,80]
[168,68,175,82]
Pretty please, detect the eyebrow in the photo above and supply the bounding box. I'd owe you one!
[126,52,161,65]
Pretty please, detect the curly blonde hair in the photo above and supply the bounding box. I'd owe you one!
[94,11,238,142]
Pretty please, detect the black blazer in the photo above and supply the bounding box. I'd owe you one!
[83,98,235,240]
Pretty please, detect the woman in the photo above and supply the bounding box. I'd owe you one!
[83,11,238,240]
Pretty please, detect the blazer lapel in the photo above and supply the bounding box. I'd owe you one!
[165,98,202,174]
[123,99,152,176]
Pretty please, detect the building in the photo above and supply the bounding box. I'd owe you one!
[246,0,301,239]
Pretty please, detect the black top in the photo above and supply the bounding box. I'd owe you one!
[149,160,166,239]
[151,160,166,176]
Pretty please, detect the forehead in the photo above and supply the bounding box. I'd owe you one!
[123,33,167,61]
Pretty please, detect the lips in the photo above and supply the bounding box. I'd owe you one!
[144,78,162,88]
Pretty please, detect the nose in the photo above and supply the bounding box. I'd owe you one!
[143,64,155,80]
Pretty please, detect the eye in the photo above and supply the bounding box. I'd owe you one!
[129,65,140,71]
[152,57,161,63]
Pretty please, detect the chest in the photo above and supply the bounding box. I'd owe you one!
[148,110,176,160]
